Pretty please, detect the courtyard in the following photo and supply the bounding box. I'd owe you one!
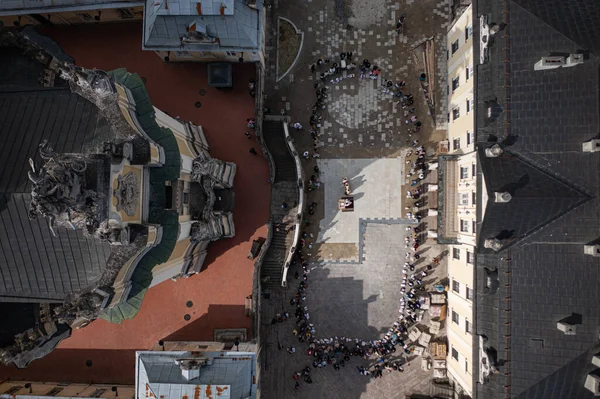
[260,0,452,396]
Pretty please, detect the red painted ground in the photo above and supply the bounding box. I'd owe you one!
[0,22,269,385]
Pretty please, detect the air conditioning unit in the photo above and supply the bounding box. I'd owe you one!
[534,56,565,71]
[565,53,584,67]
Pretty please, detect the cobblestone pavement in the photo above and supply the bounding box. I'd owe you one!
[264,0,450,156]
[260,0,453,397]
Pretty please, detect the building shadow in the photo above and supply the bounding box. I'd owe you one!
[260,267,404,399]
[160,304,248,342]
[0,349,138,385]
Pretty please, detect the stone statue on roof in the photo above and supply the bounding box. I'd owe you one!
[28,139,100,236]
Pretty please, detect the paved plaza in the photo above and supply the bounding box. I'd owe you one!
[260,0,453,397]
[310,223,415,339]
[317,158,406,247]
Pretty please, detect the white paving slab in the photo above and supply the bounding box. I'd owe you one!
[316,158,405,244]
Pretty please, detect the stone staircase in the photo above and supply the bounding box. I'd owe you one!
[262,121,297,182]
[260,121,299,290]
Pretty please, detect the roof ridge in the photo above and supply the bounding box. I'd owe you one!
[510,0,600,56]
[503,148,592,199]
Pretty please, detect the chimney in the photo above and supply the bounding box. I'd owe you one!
[584,245,600,257]
[585,373,600,395]
[494,192,512,203]
[582,139,600,153]
[177,358,205,380]
[485,144,503,158]
[484,238,502,251]
[556,321,576,335]
[564,54,584,67]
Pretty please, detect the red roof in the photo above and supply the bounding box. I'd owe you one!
[0,22,269,384]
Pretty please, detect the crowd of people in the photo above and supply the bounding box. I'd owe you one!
[261,28,440,391]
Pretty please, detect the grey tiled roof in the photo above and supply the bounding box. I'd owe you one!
[0,0,143,14]
[144,0,260,51]
[0,48,114,302]
[137,351,256,399]
[474,0,600,398]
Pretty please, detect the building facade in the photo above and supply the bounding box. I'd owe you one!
[0,27,236,366]
[440,4,476,397]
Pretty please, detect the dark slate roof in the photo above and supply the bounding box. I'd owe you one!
[0,48,114,302]
[474,0,600,398]
[512,0,600,57]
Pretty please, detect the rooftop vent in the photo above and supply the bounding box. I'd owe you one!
[584,373,600,395]
[485,144,503,158]
[484,238,503,251]
[534,56,565,71]
[494,192,512,203]
[535,54,584,71]
[557,321,576,335]
[565,53,584,67]
[583,139,600,153]
[584,245,600,257]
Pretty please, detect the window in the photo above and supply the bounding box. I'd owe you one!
[467,131,474,145]
[447,85,450,95]
[467,251,474,264]
[452,76,460,91]
[466,319,473,334]
[465,359,469,372]
[452,280,460,293]
[472,191,477,205]
[460,166,469,179]
[165,184,173,210]
[447,113,450,123]
[452,39,459,54]
[472,163,477,176]
[472,220,477,234]
[76,12,93,21]
[116,8,135,19]
[3,387,22,395]
[466,65,471,80]
[467,287,474,300]
[452,310,460,324]
[452,107,460,120]
[452,347,459,361]
[453,247,460,259]
[466,26,473,41]
[226,51,237,56]
[453,138,461,150]
[460,193,469,205]
[90,389,107,398]
[460,219,469,232]
[46,388,64,397]
[466,97,473,113]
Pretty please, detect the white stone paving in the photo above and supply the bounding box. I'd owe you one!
[316,157,405,244]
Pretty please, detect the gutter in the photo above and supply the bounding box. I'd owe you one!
[0,2,144,16]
